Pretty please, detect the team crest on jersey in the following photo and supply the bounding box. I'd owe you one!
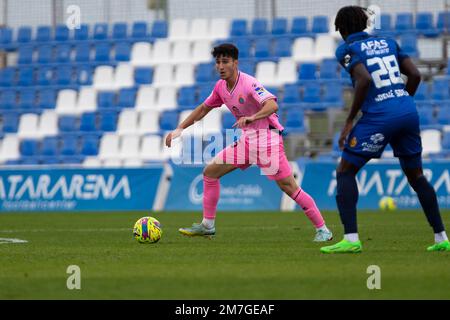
[238,95,245,104]
[344,54,351,68]
[370,133,385,144]
[350,136,358,148]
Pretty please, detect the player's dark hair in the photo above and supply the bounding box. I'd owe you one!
[335,6,369,37]
[212,43,239,60]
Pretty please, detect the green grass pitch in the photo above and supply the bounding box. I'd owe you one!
[0,210,449,299]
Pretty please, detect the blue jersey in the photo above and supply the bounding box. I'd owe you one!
[336,31,416,116]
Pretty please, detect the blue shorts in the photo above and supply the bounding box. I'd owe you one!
[342,111,422,167]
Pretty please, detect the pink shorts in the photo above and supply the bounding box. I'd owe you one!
[215,132,292,181]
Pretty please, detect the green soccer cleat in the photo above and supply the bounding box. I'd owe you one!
[314,229,333,242]
[179,223,215,238]
[427,240,450,252]
[320,239,362,254]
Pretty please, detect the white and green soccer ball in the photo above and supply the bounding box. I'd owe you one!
[133,216,162,244]
[379,196,397,211]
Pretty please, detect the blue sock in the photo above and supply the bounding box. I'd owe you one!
[410,176,445,233]
[336,172,359,234]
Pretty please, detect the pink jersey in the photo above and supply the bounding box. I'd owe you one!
[203,71,284,134]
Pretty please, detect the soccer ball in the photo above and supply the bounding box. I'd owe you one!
[379,196,397,211]
[133,217,162,243]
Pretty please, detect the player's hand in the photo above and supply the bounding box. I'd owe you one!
[232,116,256,128]
[339,121,353,150]
[165,128,183,148]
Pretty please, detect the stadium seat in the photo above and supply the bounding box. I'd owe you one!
[36,25,52,42]
[421,129,442,156]
[254,38,271,60]
[40,136,59,156]
[38,89,57,109]
[134,67,153,85]
[416,12,439,37]
[18,88,37,110]
[18,67,35,86]
[17,45,34,64]
[54,65,73,85]
[117,88,137,109]
[301,82,321,104]
[55,25,70,42]
[140,135,164,161]
[99,133,120,160]
[174,63,195,87]
[39,110,58,136]
[418,108,435,126]
[298,63,317,81]
[195,62,214,83]
[93,23,108,40]
[311,16,329,33]
[138,110,160,134]
[284,109,305,133]
[159,110,179,131]
[75,43,91,62]
[221,111,235,130]
[117,109,139,135]
[83,157,102,167]
[315,34,335,60]
[80,135,99,156]
[55,44,72,63]
[272,18,288,35]
[151,20,168,38]
[0,67,15,87]
[209,18,229,40]
[151,40,171,64]
[135,86,157,111]
[177,86,197,108]
[395,13,414,33]
[169,19,190,41]
[171,40,191,64]
[273,37,292,57]
[230,19,248,37]
[75,65,93,85]
[155,86,177,111]
[437,12,450,33]
[94,42,111,62]
[131,21,149,41]
[319,59,339,81]
[431,78,449,100]
[414,82,430,101]
[291,17,309,36]
[18,113,40,138]
[239,60,255,76]
[251,18,268,36]
[1,112,19,133]
[74,24,89,41]
[56,89,78,115]
[59,115,79,132]
[80,112,98,132]
[379,14,394,34]
[189,19,209,40]
[119,135,140,160]
[0,135,20,162]
[112,23,128,40]
[93,65,115,90]
[153,64,174,87]
[77,87,97,113]
[99,111,118,132]
[114,63,134,88]
[97,91,116,109]
[131,42,153,66]
[400,33,418,58]
[115,41,131,61]
[17,26,32,43]
[323,83,343,107]
[60,134,79,156]
[255,61,278,87]
[0,27,12,49]
[192,40,213,63]
[0,89,17,109]
[292,37,316,62]
[198,84,214,103]
[437,106,450,125]
[282,84,301,105]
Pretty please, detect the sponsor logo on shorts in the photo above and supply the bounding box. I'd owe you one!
[370,133,385,144]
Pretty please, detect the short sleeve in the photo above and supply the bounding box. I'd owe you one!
[395,41,410,62]
[248,80,277,106]
[336,44,362,73]
[203,82,223,108]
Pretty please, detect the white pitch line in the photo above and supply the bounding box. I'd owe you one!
[0,238,28,244]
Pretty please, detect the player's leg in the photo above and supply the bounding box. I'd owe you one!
[400,157,449,251]
[275,174,333,241]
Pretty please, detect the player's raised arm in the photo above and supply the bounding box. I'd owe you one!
[165,103,213,148]
[400,57,422,97]
[339,63,372,149]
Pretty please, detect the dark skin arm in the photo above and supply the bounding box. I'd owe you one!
[339,63,372,149]
[399,57,421,96]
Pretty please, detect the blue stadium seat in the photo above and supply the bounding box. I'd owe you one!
[134,67,153,84]
[17,66,34,86]
[284,109,305,133]
[60,135,79,156]
[272,18,288,35]
[132,21,148,41]
[112,23,128,39]
[442,131,450,150]
[18,45,34,64]
[1,90,17,109]
[41,137,59,156]
[0,67,16,87]
[198,85,214,102]
[416,12,439,37]
[20,139,39,156]
[55,44,72,63]
[195,63,214,83]
[75,43,91,62]
[151,20,168,38]
[115,41,131,61]
[254,38,271,59]
[414,82,430,101]
[0,27,13,48]
[117,88,136,108]
[437,106,450,125]
[230,19,248,37]
[418,108,435,126]
[282,84,301,104]
[55,25,70,41]
[298,63,317,81]
[18,88,36,110]
[36,26,52,42]
[37,44,53,64]
[380,14,393,32]
[301,82,321,103]
[400,33,418,58]
[233,38,251,58]
[222,112,235,129]
[79,112,97,132]
[38,89,56,109]
[431,78,449,100]
[323,83,343,107]
[99,111,117,131]
[311,16,328,33]
[17,26,32,43]
[178,86,197,108]
[80,135,99,156]
[93,23,108,40]
[75,65,93,85]
[59,156,84,165]
[74,24,89,41]
[291,17,309,36]
[94,42,111,62]
[251,18,268,36]
[395,13,414,32]
[319,59,339,81]
[97,91,116,108]
[54,66,73,85]
[239,60,255,76]
[160,111,179,131]
[437,12,450,32]
[1,112,19,133]
[59,116,79,132]
[273,37,292,57]
[36,66,53,86]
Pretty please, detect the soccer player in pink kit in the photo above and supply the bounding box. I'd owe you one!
[165,43,332,241]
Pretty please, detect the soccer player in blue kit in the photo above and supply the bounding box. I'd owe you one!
[320,6,449,253]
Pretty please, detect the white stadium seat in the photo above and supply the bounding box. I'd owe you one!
[99,133,120,160]
[77,87,97,113]
[315,34,336,60]
[255,61,278,87]
[153,63,174,88]
[82,157,102,168]
[189,19,210,40]
[93,65,116,90]
[140,135,164,161]
[138,110,160,134]
[135,86,157,111]
[292,37,317,62]
[117,109,139,135]
[39,110,58,137]
[131,42,153,66]
[155,86,177,111]
[151,40,172,65]
[171,40,192,64]
[169,19,190,41]
[421,129,442,156]
[0,135,20,162]
[174,63,195,87]
[192,40,213,63]
[56,89,78,115]
[119,134,141,160]
[276,58,297,85]
[17,113,40,138]
[114,63,134,88]
[209,18,229,40]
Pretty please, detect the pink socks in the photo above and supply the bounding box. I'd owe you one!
[203,175,220,220]
[290,188,325,228]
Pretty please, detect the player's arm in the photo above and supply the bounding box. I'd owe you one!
[339,63,372,148]
[233,99,278,128]
[165,103,213,147]
[399,57,421,96]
